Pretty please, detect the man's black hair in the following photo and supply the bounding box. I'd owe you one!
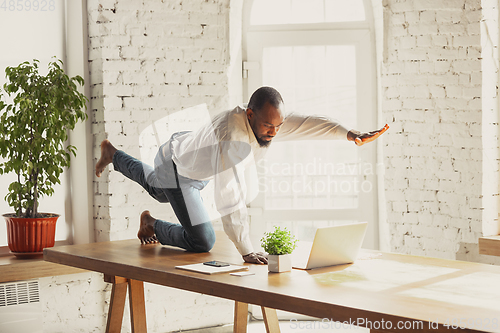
[247,86,284,113]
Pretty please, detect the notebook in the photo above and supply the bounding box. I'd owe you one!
[292,222,368,270]
[175,263,249,275]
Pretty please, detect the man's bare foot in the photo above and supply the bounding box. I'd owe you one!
[138,210,159,245]
[96,140,117,177]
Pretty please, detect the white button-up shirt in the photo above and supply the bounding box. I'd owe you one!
[163,106,350,255]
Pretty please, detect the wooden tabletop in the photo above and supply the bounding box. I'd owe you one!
[44,231,500,333]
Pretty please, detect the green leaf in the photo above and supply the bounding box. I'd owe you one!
[0,58,88,216]
[260,226,298,255]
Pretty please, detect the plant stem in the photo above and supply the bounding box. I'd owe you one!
[32,169,38,217]
[17,171,22,216]
[30,107,35,217]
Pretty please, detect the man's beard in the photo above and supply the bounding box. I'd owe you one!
[256,136,272,148]
[250,125,272,147]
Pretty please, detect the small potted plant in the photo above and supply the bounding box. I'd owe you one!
[261,226,298,273]
[0,58,88,257]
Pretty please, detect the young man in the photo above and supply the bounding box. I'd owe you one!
[96,86,388,264]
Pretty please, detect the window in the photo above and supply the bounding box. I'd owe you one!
[0,0,90,248]
[250,0,366,25]
[243,0,378,250]
[260,44,358,211]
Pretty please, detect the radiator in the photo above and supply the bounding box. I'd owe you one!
[0,280,43,333]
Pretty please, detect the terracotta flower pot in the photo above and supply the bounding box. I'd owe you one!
[3,213,59,255]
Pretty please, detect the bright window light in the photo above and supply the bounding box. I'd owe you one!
[250,0,366,26]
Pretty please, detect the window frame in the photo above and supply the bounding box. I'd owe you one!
[242,0,379,246]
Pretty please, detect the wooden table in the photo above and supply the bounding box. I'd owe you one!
[44,231,500,333]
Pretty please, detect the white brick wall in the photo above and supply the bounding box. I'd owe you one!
[41,272,109,333]
[41,272,235,333]
[81,0,235,332]
[89,0,231,242]
[381,0,500,264]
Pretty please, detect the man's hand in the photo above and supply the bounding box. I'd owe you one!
[348,124,389,146]
[243,252,268,264]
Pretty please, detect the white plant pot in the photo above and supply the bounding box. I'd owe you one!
[268,254,292,273]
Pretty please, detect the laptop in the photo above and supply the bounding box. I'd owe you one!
[292,222,368,270]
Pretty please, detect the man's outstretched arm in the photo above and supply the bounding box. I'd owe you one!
[347,124,389,146]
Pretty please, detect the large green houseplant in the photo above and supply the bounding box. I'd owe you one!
[0,58,87,255]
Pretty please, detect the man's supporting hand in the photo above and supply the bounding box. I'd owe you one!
[243,252,268,264]
[348,124,389,146]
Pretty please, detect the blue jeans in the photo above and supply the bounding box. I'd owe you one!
[112,137,216,252]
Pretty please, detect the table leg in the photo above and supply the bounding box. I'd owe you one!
[104,275,128,333]
[103,275,147,333]
[128,279,147,333]
[261,307,280,333]
[234,301,249,333]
